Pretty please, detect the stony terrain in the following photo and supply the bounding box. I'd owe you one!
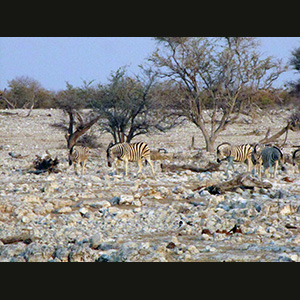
[0,108,300,262]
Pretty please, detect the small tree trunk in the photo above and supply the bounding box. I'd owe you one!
[193,120,215,153]
[65,110,100,149]
[202,132,217,153]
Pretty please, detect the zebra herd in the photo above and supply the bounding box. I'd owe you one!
[216,142,286,179]
[68,140,300,179]
[68,142,155,177]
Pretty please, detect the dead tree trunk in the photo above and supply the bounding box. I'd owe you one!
[259,122,291,145]
[65,110,100,149]
[0,92,15,109]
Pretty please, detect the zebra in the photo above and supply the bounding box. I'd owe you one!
[251,143,264,177]
[292,148,300,173]
[106,142,155,177]
[252,145,285,178]
[68,145,91,176]
[216,142,253,178]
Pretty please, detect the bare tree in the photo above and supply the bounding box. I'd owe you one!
[149,37,287,152]
[64,110,100,150]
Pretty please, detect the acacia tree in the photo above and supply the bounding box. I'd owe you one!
[91,67,175,144]
[149,37,287,152]
[2,76,54,109]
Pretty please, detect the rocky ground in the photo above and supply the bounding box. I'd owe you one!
[0,108,300,262]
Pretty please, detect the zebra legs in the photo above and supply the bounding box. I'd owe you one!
[74,160,87,176]
[225,156,234,178]
[137,159,143,175]
[139,157,155,176]
[74,163,80,176]
[80,160,87,175]
[247,158,253,173]
[264,159,278,178]
[273,160,278,178]
[256,163,262,178]
[124,159,129,176]
[146,158,155,176]
[134,157,156,177]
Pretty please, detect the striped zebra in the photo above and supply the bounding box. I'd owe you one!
[106,142,155,176]
[292,148,300,173]
[252,145,285,178]
[216,142,253,178]
[68,145,91,176]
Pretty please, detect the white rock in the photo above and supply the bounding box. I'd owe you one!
[203,245,217,252]
[79,207,89,215]
[90,175,102,183]
[21,216,31,223]
[279,205,293,216]
[119,194,135,205]
[132,199,142,207]
[187,245,199,254]
[114,210,135,219]
[46,174,56,181]
[23,195,41,203]
[199,190,211,197]
[90,200,111,209]
[57,207,72,213]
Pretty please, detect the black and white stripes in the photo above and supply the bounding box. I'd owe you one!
[216,142,253,177]
[106,142,155,176]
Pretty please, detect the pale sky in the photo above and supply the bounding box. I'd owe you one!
[1,37,300,91]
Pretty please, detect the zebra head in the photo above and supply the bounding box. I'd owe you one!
[251,143,263,165]
[216,142,232,163]
[106,142,115,167]
[292,148,300,166]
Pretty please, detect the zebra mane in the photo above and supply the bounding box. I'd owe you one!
[107,141,114,152]
[253,143,263,153]
[216,142,231,151]
[292,148,300,159]
[272,145,283,158]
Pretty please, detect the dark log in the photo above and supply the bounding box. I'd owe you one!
[160,161,220,173]
[207,172,272,194]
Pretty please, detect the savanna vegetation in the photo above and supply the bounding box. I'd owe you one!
[1,37,299,152]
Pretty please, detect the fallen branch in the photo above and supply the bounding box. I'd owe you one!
[161,161,220,173]
[259,122,291,145]
[8,152,29,159]
[207,172,272,194]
